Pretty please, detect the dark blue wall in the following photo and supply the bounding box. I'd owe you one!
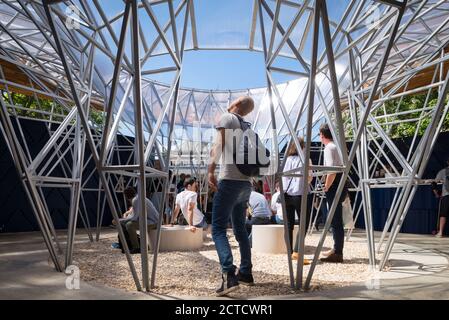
[0,118,114,233]
[353,132,449,234]
[1,119,449,234]
[354,186,446,234]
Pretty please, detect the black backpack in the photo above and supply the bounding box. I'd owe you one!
[232,115,271,177]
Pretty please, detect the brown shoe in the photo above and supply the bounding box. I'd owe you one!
[291,252,311,265]
[320,253,343,263]
[322,249,335,258]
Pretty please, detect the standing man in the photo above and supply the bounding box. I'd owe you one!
[319,123,346,263]
[208,96,255,296]
[432,159,449,238]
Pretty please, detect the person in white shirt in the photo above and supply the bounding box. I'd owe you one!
[271,182,283,223]
[282,136,313,264]
[171,178,207,233]
[319,123,346,263]
[270,181,296,224]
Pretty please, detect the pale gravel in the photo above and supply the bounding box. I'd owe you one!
[72,230,374,298]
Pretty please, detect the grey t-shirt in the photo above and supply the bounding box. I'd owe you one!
[128,196,159,225]
[216,112,251,181]
[436,168,449,197]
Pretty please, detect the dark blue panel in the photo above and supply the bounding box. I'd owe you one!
[2,119,449,234]
[0,119,114,233]
[355,186,443,234]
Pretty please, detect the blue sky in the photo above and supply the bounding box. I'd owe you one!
[180,50,268,90]
[94,0,351,90]
[168,0,349,90]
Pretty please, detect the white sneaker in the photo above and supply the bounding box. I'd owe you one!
[322,249,335,258]
[435,233,443,238]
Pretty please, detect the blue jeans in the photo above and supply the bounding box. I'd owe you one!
[194,216,208,229]
[212,180,252,274]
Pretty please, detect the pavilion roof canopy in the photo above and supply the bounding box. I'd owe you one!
[0,0,449,141]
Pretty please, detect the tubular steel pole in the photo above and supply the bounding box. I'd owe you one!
[258,0,295,287]
[150,0,189,289]
[0,98,62,272]
[43,1,142,291]
[295,0,320,290]
[130,0,150,291]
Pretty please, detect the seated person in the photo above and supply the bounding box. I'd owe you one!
[170,178,207,232]
[246,190,272,241]
[113,186,159,254]
[270,182,283,224]
[111,205,133,249]
[270,182,301,225]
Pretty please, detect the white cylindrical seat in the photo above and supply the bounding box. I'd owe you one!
[252,224,298,254]
[149,225,203,252]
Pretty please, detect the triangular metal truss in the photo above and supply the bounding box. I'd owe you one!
[1,0,449,293]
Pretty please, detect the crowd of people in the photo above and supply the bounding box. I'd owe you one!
[106,94,449,297]
[110,96,351,296]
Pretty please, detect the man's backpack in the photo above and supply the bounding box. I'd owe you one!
[232,114,271,177]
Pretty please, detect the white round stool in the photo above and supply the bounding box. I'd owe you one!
[148,225,204,252]
[252,224,299,254]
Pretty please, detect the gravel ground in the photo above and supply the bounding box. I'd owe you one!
[72,230,374,298]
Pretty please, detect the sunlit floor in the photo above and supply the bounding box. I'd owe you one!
[0,228,448,300]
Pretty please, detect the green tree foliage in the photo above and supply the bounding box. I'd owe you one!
[343,90,449,140]
[1,91,104,126]
[89,109,105,127]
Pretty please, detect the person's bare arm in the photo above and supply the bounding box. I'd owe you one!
[246,202,253,219]
[433,189,441,198]
[123,208,133,218]
[114,207,133,225]
[170,205,181,225]
[208,128,225,191]
[325,173,336,192]
[433,177,444,198]
[187,202,196,232]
